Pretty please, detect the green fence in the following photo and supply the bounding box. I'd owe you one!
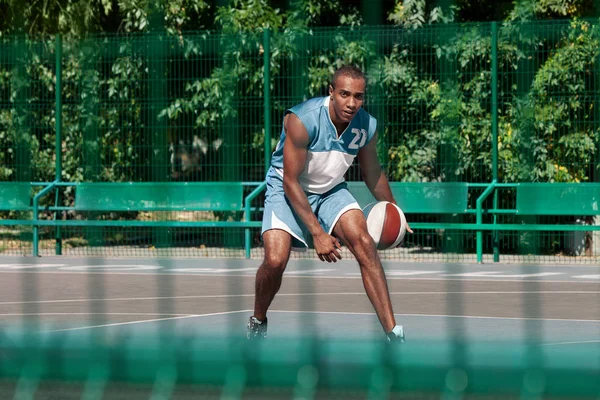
[1,21,600,262]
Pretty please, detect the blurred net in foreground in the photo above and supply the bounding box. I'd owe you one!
[0,332,598,399]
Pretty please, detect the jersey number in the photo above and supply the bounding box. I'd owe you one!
[349,128,368,149]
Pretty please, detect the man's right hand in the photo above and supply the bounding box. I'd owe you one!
[313,231,342,263]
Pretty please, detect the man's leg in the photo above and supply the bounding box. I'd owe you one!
[332,209,397,334]
[253,229,292,321]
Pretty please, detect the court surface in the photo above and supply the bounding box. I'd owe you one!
[0,255,598,355]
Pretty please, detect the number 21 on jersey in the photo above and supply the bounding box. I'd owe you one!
[349,128,368,149]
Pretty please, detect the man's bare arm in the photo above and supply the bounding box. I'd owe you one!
[283,113,342,261]
[282,113,323,237]
[357,132,413,233]
[357,133,395,202]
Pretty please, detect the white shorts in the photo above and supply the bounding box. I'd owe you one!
[261,169,360,251]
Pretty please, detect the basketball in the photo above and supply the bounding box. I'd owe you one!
[363,201,407,250]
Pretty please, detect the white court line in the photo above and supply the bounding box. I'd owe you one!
[3,270,600,284]
[541,340,600,347]
[285,269,336,275]
[43,310,250,333]
[268,310,600,323]
[0,290,599,306]
[5,310,596,325]
[0,295,256,305]
[0,312,192,317]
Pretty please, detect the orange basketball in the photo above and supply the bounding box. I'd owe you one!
[363,201,407,250]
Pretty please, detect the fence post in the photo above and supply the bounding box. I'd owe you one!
[491,22,499,262]
[12,34,33,254]
[263,28,272,175]
[243,28,271,258]
[476,181,496,263]
[81,39,102,249]
[515,22,538,259]
[55,34,63,255]
[437,24,462,258]
[149,24,170,252]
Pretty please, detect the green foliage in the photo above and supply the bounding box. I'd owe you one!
[306,34,376,97]
[507,0,595,21]
[503,19,599,182]
[118,0,151,32]
[371,44,441,182]
[0,0,599,189]
[381,15,495,182]
[287,0,362,28]
[215,0,283,32]
[388,0,454,28]
[0,0,111,35]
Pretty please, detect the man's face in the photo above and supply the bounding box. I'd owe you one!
[329,75,366,124]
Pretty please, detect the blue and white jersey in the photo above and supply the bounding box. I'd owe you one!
[270,96,377,194]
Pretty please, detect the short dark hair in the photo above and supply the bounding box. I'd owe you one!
[331,65,367,88]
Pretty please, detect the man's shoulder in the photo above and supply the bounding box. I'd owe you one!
[356,108,377,132]
[288,97,326,118]
[357,107,375,121]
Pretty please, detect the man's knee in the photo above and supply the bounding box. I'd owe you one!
[262,252,288,273]
[262,230,292,271]
[346,229,375,252]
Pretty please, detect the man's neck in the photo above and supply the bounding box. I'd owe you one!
[329,102,349,136]
[333,121,348,136]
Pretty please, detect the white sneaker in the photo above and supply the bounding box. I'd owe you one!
[386,325,405,343]
[246,316,268,339]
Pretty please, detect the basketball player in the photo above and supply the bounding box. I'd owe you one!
[247,65,412,342]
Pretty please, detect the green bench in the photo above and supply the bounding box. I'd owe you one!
[346,181,469,214]
[0,182,31,212]
[515,183,600,216]
[74,182,245,213]
[347,181,600,217]
[512,182,600,258]
[64,182,265,230]
[28,181,263,256]
[348,181,600,263]
[9,180,599,260]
